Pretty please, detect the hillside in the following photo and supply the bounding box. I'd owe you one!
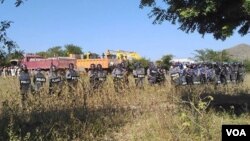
[224,44,250,60]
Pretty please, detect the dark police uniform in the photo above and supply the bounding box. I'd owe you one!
[147,65,158,85]
[112,64,126,92]
[33,70,46,93]
[133,64,145,88]
[19,69,31,109]
[66,69,79,92]
[49,71,62,95]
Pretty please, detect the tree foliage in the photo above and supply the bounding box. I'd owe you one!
[0,0,25,7]
[47,46,66,57]
[0,0,25,65]
[36,51,48,58]
[156,54,173,70]
[0,21,23,65]
[36,46,67,58]
[0,21,18,54]
[64,44,83,55]
[130,57,151,69]
[243,59,250,72]
[140,0,250,40]
[161,54,173,70]
[0,0,25,47]
[36,44,83,58]
[194,49,231,62]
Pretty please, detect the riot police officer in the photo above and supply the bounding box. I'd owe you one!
[88,64,98,89]
[237,63,245,83]
[112,63,127,92]
[231,62,238,83]
[185,64,194,85]
[199,63,207,84]
[133,62,145,88]
[219,63,229,84]
[169,63,181,85]
[156,64,166,85]
[33,68,46,94]
[96,64,107,89]
[121,61,129,86]
[49,65,62,95]
[206,63,215,83]
[179,63,187,85]
[147,62,158,85]
[214,63,221,85]
[66,63,79,93]
[192,64,201,85]
[19,64,31,109]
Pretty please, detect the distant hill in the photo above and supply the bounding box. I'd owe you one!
[224,44,250,60]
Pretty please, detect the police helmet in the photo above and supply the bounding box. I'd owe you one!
[69,63,74,69]
[90,64,96,69]
[149,62,154,68]
[121,61,127,68]
[21,64,28,71]
[134,62,140,68]
[36,68,42,72]
[51,65,57,72]
[97,64,102,69]
[116,63,122,68]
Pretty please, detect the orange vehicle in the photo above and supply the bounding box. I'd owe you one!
[74,52,120,72]
[74,50,141,72]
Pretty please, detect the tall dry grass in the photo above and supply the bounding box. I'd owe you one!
[0,75,250,140]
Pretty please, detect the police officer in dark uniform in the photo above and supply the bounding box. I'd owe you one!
[206,63,215,83]
[199,63,207,84]
[169,63,181,85]
[19,64,31,109]
[133,62,145,88]
[96,64,107,89]
[121,61,129,86]
[231,62,238,83]
[112,63,126,92]
[33,68,46,94]
[88,64,98,89]
[179,63,187,85]
[49,65,62,95]
[193,64,201,85]
[66,63,79,93]
[237,63,245,83]
[214,63,221,84]
[156,64,166,85]
[185,64,194,85]
[220,62,227,84]
[147,62,158,85]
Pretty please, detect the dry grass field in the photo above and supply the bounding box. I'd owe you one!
[0,75,250,140]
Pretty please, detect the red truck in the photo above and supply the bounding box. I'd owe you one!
[19,54,76,70]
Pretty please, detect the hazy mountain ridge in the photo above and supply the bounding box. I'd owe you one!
[224,44,250,60]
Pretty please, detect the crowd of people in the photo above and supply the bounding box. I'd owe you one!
[0,66,21,77]
[169,62,245,86]
[3,61,245,109]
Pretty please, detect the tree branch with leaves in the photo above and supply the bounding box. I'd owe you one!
[140,0,250,40]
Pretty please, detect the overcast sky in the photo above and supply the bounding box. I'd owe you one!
[1,0,249,60]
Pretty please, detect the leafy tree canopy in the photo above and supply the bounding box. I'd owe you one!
[193,49,231,62]
[0,0,24,7]
[140,0,250,40]
[36,44,83,58]
[156,54,173,70]
[64,44,83,55]
[0,0,25,65]
[44,46,66,57]
[130,57,151,69]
